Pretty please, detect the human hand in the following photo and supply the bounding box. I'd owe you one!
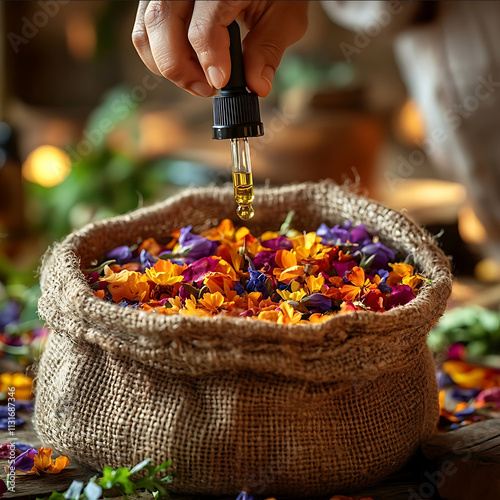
[132,1,308,97]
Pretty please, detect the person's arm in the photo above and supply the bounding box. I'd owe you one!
[132,0,309,97]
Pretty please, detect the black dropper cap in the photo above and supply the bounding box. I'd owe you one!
[212,21,264,140]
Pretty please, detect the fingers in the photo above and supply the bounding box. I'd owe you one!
[132,0,309,98]
[188,1,251,89]
[133,0,215,96]
[242,1,309,97]
[132,1,159,75]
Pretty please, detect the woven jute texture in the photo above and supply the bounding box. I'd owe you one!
[35,181,452,497]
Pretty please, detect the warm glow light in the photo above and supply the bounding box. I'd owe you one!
[475,259,500,283]
[458,204,487,245]
[382,179,467,225]
[397,99,426,144]
[22,145,71,187]
[66,13,96,62]
[139,112,186,157]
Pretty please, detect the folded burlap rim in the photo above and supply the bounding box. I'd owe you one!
[38,180,452,383]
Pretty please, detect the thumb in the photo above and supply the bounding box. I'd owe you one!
[242,2,309,97]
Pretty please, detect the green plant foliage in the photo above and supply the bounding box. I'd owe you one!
[36,459,174,500]
[428,306,500,356]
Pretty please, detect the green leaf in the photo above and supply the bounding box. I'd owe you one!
[37,493,65,500]
[84,259,116,274]
[279,210,295,235]
[130,457,152,474]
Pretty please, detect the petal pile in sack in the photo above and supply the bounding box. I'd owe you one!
[87,217,427,322]
[35,182,453,497]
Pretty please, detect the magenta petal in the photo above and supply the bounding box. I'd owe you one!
[332,260,356,278]
[0,478,7,497]
[0,443,11,460]
[387,284,415,309]
[253,251,276,270]
[181,256,219,284]
[447,343,467,361]
[476,387,500,408]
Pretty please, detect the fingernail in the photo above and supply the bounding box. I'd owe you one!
[207,66,224,89]
[261,65,275,90]
[190,81,213,97]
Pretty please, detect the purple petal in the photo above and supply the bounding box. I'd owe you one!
[349,224,372,245]
[13,441,35,453]
[12,447,37,472]
[253,251,277,270]
[105,245,133,265]
[454,406,476,420]
[436,369,454,389]
[0,402,33,417]
[0,300,22,329]
[236,492,256,500]
[450,387,481,402]
[245,270,269,297]
[260,236,293,251]
[140,249,158,270]
[374,269,391,293]
[178,226,218,260]
[1,335,23,347]
[316,223,349,245]
[360,241,396,270]
[301,293,331,311]
[0,416,25,430]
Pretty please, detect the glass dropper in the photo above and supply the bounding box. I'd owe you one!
[212,21,264,221]
[231,137,254,220]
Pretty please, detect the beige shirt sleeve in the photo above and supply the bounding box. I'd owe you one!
[323,1,500,260]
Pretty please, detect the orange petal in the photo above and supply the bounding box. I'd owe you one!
[48,455,70,473]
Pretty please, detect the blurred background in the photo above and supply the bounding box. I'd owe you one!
[0,0,499,341]
[3,6,500,495]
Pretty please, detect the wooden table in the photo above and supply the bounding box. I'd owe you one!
[3,410,500,500]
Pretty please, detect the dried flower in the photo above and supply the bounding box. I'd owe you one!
[89,218,427,323]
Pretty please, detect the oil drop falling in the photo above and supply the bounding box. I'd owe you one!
[233,171,255,220]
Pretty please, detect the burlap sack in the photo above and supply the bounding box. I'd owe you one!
[35,181,452,497]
